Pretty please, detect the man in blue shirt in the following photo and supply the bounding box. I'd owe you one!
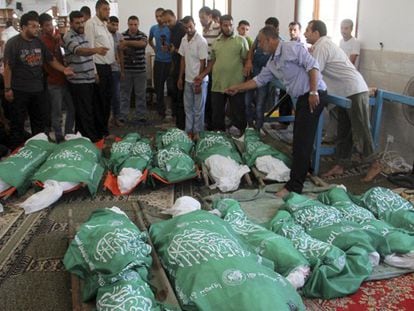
[149,7,171,119]
[226,26,327,197]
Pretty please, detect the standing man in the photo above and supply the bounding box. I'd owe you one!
[199,6,220,130]
[196,14,249,134]
[339,19,360,69]
[149,8,171,119]
[119,15,148,124]
[107,15,123,127]
[39,13,75,143]
[177,16,208,140]
[63,10,108,142]
[225,26,327,197]
[80,6,91,22]
[162,9,186,128]
[85,0,115,139]
[3,12,74,148]
[237,20,253,47]
[304,20,380,181]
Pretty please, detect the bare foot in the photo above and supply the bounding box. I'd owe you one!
[276,188,290,198]
[361,161,382,182]
[321,165,344,178]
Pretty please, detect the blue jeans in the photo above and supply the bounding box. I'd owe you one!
[48,83,75,137]
[183,81,207,134]
[245,82,274,129]
[120,70,147,120]
[111,70,121,118]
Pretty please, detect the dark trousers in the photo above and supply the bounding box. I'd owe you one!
[211,92,246,131]
[154,60,171,115]
[204,73,213,130]
[95,64,113,137]
[5,89,47,149]
[285,91,327,193]
[168,53,185,129]
[69,83,100,142]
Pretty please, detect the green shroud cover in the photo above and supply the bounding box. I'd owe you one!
[194,131,242,164]
[96,271,162,311]
[0,138,55,194]
[121,138,153,172]
[151,146,197,183]
[242,128,291,167]
[63,208,152,301]
[319,187,414,255]
[109,133,140,175]
[149,210,305,311]
[351,186,414,233]
[32,138,104,195]
[213,198,309,277]
[156,128,193,154]
[283,192,391,257]
[270,211,371,299]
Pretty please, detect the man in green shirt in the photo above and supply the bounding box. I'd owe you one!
[196,14,249,133]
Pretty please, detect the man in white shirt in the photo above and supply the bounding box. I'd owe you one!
[339,19,360,69]
[305,20,381,182]
[177,16,208,140]
[85,0,114,138]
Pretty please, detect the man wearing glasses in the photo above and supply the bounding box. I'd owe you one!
[3,12,74,149]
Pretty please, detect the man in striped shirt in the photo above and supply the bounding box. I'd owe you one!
[63,10,108,142]
[119,15,148,124]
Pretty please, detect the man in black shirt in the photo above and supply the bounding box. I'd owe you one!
[162,9,186,129]
[3,12,73,148]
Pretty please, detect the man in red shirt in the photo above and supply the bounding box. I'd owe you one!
[39,13,74,143]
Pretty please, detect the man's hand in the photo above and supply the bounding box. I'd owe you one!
[120,71,125,81]
[243,60,253,77]
[4,89,13,102]
[119,40,127,50]
[95,47,109,56]
[308,93,320,113]
[63,66,75,77]
[95,74,100,84]
[177,78,183,91]
[224,86,239,96]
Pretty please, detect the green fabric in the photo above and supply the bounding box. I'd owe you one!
[210,34,249,93]
[109,133,140,175]
[243,128,291,167]
[156,128,193,154]
[283,192,391,257]
[351,187,414,233]
[213,198,309,277]
[63,208,152,301]
[270,211,371,299]
[152,146,197,183]
[0,139,55,194]
[149,210,304,311]
[121,138,153,172]
[96,270,161,311]
[195,131,242,164]
[319,187,414,255]
[32,138,104,195]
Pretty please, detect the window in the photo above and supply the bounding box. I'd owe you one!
[178,0,231,33]
[296,0,359,44]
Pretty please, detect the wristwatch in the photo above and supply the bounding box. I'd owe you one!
[309,91,319,96]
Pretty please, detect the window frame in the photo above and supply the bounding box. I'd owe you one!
[177,0,232,20]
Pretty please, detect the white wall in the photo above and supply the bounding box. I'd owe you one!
[358,0,414,52]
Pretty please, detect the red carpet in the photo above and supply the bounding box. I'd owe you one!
[304,273,414,310]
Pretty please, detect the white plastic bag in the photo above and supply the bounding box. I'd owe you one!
[19,180,79,214]
[255,155,290,182]
[161,196,201,217]
[205,155,250,192]
[384,252,414,269]
[117,167,142,194]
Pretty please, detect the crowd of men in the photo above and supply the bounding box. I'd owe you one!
[0,0,380,197]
